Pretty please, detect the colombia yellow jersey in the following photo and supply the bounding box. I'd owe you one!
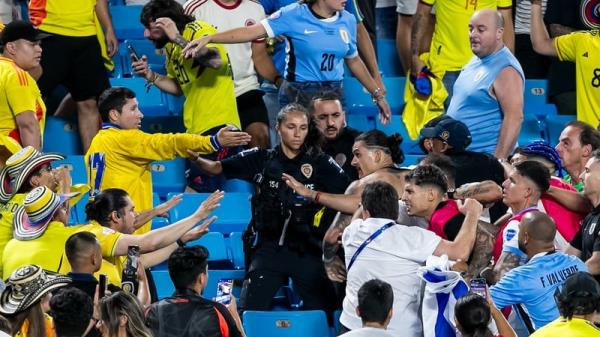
[420,0,512,72]
[165,20,240,135]
[0,58,46,146]
[29,0,97,36]
[555,30,600,127]
[0,193,26,279]
[531,317,600,337]
[86,125,218,233]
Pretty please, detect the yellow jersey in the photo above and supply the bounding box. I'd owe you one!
[29,0,97,36]
[0,57,46,146]
[531,317,600,337]
[420,0,512,72]
[166,20,240,134]
[0,193,26,279]
[16,314,56,337]
[555,30,600,127]
[85,126,218,233]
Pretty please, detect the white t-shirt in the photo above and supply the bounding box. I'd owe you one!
[184,0,265,96]
[341,217,442,337]
[341,327,394,337]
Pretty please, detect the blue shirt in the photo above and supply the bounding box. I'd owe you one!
[447,46,524,154]
[490,251,587,330]
[260,0,362,76]
[260,2,358,82]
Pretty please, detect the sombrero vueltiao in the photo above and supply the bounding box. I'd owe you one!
[13,186,79,241]
[0,265,70,315]
[0,146,64,203]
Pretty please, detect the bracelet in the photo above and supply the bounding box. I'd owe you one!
[314,192,322,203]
[176,239,186,247]
[371,87,385,104]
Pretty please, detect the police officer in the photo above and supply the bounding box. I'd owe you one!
[189,103,350,312]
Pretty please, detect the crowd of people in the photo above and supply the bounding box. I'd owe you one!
[0,0,598,336]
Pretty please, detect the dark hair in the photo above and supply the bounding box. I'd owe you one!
[98,87,136,123]
[65,232,99,270]
[420,153,456,186]
[357,279,393,325]
[454,293,493,337]
[514,160,551,193]
[168,246,209,290]
[49,287,93,337]
[355,130,404,165]
[86,188,130,225]
[6,304,46,337]
[405,164,449,193]
[361,181,399,220]
[140,0,194,31]
[18,163,52,194]
[99,292,151,337]
[0,315,11,335]
[276,103,324,155]
[308,91,343,114]
[567,120,600,151]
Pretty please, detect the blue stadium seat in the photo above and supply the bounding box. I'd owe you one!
[375,115,422,155]
[222,179,254,194]
[243,310,330,337]
[109,77,170,116]
[546,115,576,147]
[227,232,245,270]
[43,117,83,155]
[377,39,403,77]
[524,79,548,106]
[346,114,375,132]
[186,232,232,269]
[403,154,422,166]
[151,158,187,198]
[343,77,406,115]
[167,192,252,234]
[151,269,174,300]
[166,94,185,116]
[119,39,167,78]
[110,6,145,40]
[518,115,547,146]
[53,155,87,184]
[141,116,186,134]
[524,103,557,122]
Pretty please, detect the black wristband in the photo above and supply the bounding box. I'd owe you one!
[176,239,186,247]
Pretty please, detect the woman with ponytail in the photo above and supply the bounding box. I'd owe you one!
[454,293,516,337]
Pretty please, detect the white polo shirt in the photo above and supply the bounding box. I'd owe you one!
[341,217,441,336]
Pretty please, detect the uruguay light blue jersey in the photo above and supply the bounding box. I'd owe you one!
[490,252,587,330]
[260,0,362,76]
[261,2,358,82]
[447,46,524,154]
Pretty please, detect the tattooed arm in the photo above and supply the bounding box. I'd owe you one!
[466,221,499,281]
[492,252,522,283]
[454,180,502,204]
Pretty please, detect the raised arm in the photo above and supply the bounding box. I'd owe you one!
[282,174,361,214]
[454,180,503,204]
[182,24,267,58]
[545,185,592,213]
[530,0,558,57]
[433,199,483,261]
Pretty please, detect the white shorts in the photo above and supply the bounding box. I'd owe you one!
[396,0,418,15]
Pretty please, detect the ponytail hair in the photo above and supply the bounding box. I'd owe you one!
[276,103,324,156]
[454,294,493,337]
[85,188,130,226]
[355,130,404,164]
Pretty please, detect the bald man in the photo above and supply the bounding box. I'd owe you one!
[447,10,524,160]
[490,211,587,330]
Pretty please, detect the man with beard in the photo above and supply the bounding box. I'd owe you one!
[490,211,587,331]
[309,92,360,181]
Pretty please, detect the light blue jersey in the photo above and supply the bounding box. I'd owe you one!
[490,252,587,330]
[447,46,524,154]
[261,2,358,82]
[260,0,362,76]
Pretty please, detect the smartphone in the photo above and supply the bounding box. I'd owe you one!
[98,274,107,298]
[127,43,140,62]
[470,278,487,299]
[214,279,233,305]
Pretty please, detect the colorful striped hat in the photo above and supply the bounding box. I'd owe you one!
[13,186,79,241]
[0,146,64,203]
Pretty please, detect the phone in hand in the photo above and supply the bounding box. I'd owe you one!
[127,43,140,62]
[214,279,233,305]
[470,278,487,299]
[98,274,107,298]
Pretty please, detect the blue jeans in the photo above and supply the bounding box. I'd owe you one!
[442,70,461,111]
[261,82,281,148]
[278,80,343,108]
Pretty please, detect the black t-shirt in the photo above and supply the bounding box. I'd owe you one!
[570,206,600,282]
[544,0,586,97]
[146,289,242,337]
[323,127,360,181]
[448,150,507,223]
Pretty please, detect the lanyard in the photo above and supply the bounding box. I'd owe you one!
[347,222,394,272]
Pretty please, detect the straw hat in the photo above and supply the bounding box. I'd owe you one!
[13,186,79,241]
[0,146,64,203]
[0,265,70,315]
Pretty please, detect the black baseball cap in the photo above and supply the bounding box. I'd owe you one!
[419,117,472,152]
[560,272,600,298]
[0,21,50,45]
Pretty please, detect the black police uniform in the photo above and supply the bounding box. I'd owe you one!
[322,127,360,181]
[221,146,350,312]
[570,205,600,283]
